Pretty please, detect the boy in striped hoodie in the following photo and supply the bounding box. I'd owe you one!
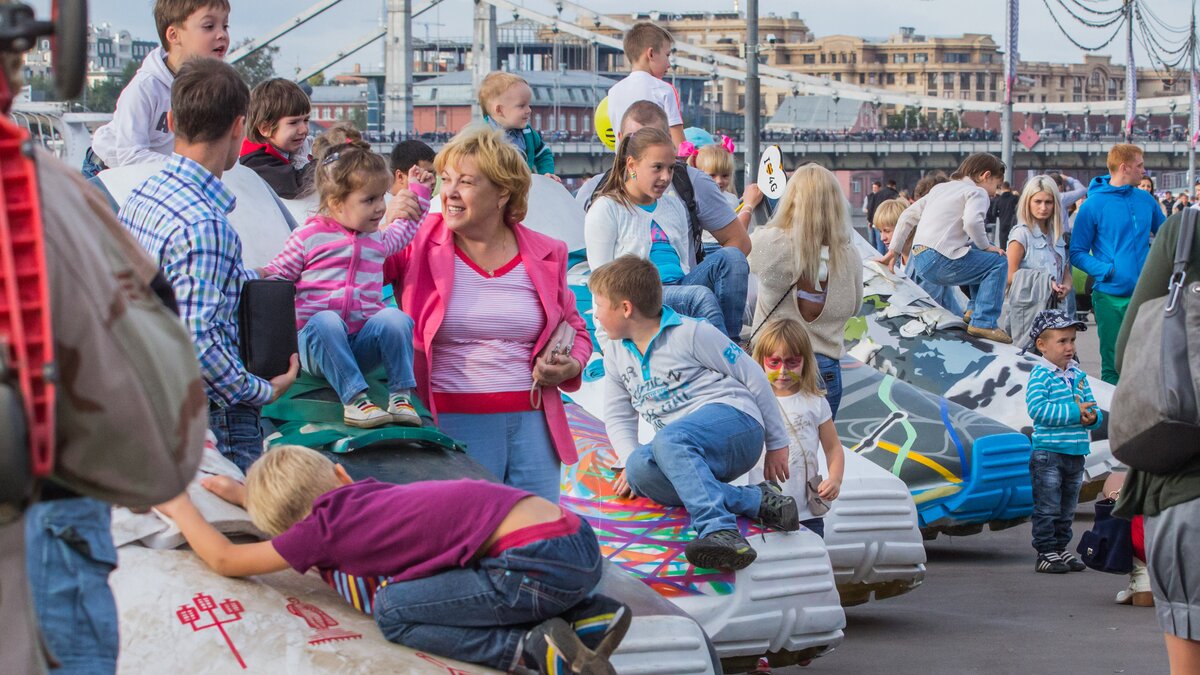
[1023,309,1104,574]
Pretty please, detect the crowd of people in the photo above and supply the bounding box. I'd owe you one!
[9,1,1198,674]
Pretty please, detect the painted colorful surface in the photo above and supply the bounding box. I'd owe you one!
[561,402,766,598]
[847,240,1114,449]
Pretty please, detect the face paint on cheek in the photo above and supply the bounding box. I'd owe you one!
[765,368,799,385]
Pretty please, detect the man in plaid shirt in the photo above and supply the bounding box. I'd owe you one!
[121,58,298,471]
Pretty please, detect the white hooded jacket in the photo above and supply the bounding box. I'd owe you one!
[92,47,175,168]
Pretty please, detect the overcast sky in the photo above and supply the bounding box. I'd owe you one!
[29,0,1200,78]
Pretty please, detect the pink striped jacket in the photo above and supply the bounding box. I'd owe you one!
[262,184,431,332]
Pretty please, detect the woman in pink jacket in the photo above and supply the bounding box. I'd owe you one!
[384,126,591,501]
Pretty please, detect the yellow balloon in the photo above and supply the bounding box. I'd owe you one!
[594,97,616,151]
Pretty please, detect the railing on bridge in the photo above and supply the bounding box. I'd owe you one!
[10,103,111,169]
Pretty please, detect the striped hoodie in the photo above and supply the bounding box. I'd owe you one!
[261,183,430,333]
[1025,358,1103,455]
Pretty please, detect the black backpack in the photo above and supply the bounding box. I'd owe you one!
[584,160,707,263]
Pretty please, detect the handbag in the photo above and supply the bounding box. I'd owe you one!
[238,279,299,379]
[1075,497,1134,574]
[1110,207,1200,474]
[778,400,831,517]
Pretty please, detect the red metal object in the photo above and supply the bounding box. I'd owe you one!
[0,107,54,478]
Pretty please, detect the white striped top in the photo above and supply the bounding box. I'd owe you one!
[430,249,546,413]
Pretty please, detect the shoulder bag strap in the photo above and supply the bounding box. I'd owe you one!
[747,278,801,345]
[1167,207,1197,313]
[1162,207,1198,422]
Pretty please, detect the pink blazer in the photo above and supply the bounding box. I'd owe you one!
[384,214,592,464]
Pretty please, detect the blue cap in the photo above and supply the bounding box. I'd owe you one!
[683,127,716,148]
[1020,308,1087,354]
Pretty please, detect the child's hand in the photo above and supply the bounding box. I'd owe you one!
[200,475,248,507]
[545,173,563,184]
[763,447,790,483]
[874,250,898,273]
[407,165,434,191]
[817,477,841,501]
[741,183,764,210]
[611,470,633,499]
[1078,400,1097,422]
[985,245,1005,256]
[385,189,422,224]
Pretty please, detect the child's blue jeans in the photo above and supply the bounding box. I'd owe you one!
[624,404,765,538]
[299,308,417,404]
[1029,449,1086,554]
[372,520,603,670]
[909,246,1006,329]
[209,401,263,473]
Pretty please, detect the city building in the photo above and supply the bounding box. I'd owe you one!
[566,12,1174,126]
[310,83,376,130]
[411,69,615,136]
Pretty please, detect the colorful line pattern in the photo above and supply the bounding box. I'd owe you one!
[561,403,766,598]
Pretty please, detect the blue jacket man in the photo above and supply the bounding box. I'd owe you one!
[1068,145,1165,384]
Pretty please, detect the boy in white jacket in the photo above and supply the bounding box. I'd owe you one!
[86,0,230,174]
[590,256,798,572]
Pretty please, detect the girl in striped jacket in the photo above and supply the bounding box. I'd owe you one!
[260,139,431,429]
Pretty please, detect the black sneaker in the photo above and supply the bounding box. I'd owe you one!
[1035,552,1069,574]
[1058,550,1087,572]
[519,617,615,675]
[560,594,632,658]
[685,529,758,570]
[756,481,800,531]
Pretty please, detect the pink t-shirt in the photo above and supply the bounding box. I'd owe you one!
[430,249,546,413]
[272,479,528,590]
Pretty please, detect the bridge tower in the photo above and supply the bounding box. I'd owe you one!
[471,0,498,120]
[384,0,413,135]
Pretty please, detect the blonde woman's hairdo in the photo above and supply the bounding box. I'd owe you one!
[435,125,531,226]
[765,163,851,288]
[751,318,824,396]
[244,445,343,537]
[1016,175,1064,243]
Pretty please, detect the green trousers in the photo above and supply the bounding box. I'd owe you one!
[1092,290,1131,385]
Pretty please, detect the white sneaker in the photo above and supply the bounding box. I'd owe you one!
[344,398,392,428]
[387,393,422,427]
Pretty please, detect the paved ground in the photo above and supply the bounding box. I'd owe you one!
[782,517,1166,675]
[772,306,1165,675]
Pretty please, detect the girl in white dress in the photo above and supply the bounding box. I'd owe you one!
[749,318,845,537]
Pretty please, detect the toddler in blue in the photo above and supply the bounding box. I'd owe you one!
[1023,309,1104,574]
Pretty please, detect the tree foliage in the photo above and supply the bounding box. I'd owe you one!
[232,37,278,87]
[80,61,138,113]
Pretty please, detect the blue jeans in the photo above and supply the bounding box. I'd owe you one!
[661,284,724,334]
[1029,449,1086,554]
[209,401,263,473]
[909,247,1007,329]
[80,147,106,179]
[910,266,967,316]
[624,404,765,537]
[816,354,842,419]
[25,498,119,674]
[438,410,561,502]
[373,520,603,670]
[677,246,750,338]
[801,517,826,538]
[299,308,417,404]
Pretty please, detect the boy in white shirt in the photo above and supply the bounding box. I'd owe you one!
[85,0,231,175]
[591,255,798,572]
[606,22,686,149]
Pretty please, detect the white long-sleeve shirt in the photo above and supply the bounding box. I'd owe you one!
[603,308,789,464]
[890,178,991,260]
[92,47,175,167]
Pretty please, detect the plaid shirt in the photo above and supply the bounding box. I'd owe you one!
[121,153,272,408]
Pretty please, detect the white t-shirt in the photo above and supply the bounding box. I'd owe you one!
[747,391,833,522]
[607,71,684,131]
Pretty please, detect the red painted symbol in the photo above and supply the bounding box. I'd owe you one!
[1019,126,1040,150]
[176,592,247,669]
[416,652,475,674]
[285,597,362,645]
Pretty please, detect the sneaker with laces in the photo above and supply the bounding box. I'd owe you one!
[756,481,800,531]
[343,397,392,428]
[1035,552,1069,574]
[1058,550,1086,572]
[386,393,422,427]
[518,617,615,675]
[685,529,758,571]
[967,325,1013,344]
[559,594,631,658]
